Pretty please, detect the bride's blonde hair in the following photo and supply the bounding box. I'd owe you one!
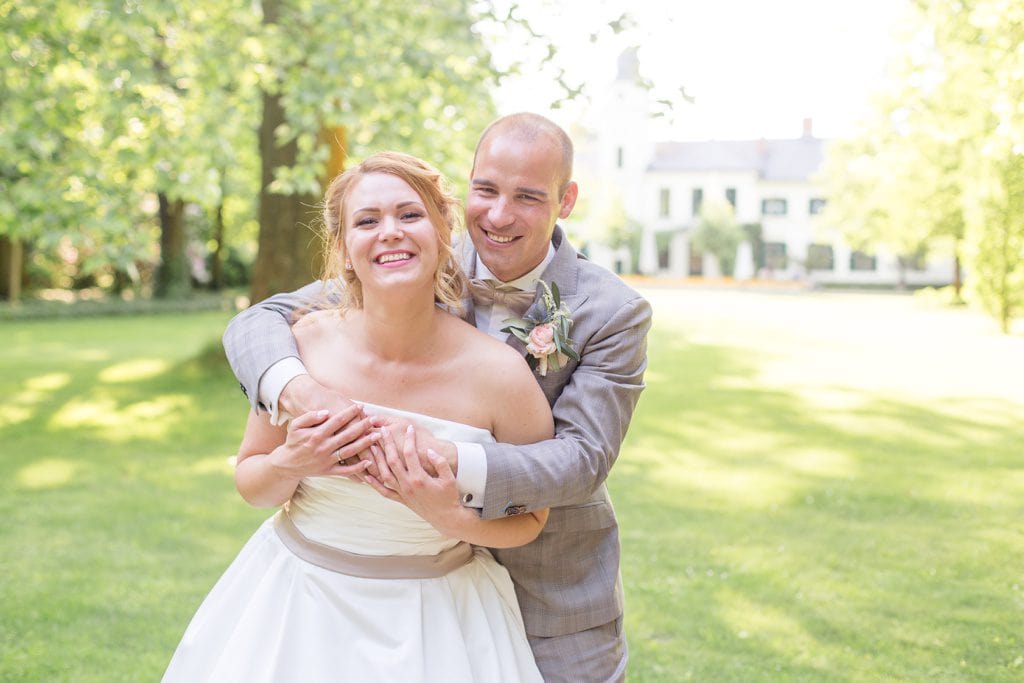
[318,151,467,313]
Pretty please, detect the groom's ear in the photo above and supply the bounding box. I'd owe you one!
[558,182,578,219]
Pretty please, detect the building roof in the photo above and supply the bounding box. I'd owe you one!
[649,136,825,181]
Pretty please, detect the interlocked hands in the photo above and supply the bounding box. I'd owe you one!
[271,405,380,479]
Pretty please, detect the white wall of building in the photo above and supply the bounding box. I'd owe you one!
[575,51,956,289]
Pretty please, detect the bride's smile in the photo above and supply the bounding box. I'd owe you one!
[374,250,415,265]
[344,173,439,289]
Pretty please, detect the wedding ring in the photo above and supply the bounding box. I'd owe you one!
[334,448,343,464]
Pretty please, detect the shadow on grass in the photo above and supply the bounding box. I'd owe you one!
[616,328,1024,681]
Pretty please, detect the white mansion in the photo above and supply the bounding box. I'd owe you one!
[569,49,956,288]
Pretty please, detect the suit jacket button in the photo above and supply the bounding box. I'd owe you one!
[504,504,526,516]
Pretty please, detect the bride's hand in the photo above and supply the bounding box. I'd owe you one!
[271,406,379,479]
[367,426,461,526]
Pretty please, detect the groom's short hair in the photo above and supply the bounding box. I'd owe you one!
[475,112,574,195]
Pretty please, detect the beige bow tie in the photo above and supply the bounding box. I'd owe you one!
[468,279,536,315]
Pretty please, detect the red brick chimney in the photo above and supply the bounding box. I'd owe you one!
[802,117,813,138]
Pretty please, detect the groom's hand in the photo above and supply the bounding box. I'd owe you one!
[280,374,357,418]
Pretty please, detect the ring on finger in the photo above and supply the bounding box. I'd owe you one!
[334,448,343,464]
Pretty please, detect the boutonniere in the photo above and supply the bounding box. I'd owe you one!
[502,281,580,376]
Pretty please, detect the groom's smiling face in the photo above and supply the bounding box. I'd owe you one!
[467,129,577,282]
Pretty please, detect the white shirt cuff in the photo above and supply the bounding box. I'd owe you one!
[455,442,487,508]
[257,357,309,426]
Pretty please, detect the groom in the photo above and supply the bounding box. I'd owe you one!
[223,112,652,682]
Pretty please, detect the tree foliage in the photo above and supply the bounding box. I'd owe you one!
[692,198,744,276]
[1,0,517,302]
[1,0,263,299]
[822,0,1024,330]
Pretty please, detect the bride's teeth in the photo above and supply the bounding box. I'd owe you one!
[377,253,412,263]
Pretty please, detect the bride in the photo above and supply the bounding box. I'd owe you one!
[163,152,552,682]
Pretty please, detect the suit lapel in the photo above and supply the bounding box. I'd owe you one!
[456,237,478,328]
[459,227,586,358]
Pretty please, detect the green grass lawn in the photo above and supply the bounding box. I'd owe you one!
[1,290,1022,681]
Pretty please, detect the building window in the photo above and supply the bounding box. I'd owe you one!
[692,188,703,217]
[725,188,736,208]
[761,198,788,216]
[809,198,827,215]
[616,147,624,169]
[764,242,788,269]
[659,188,671,218]
[807,244,834,271]
[850,251,877,271]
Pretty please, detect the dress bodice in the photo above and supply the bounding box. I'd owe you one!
[286,402,494,556]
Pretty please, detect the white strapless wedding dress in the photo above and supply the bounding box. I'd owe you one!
[163,404,541,682]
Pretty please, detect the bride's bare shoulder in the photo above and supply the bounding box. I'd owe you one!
[442,313,532,379]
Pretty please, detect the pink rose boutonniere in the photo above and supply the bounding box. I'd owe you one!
[502,281,580,376]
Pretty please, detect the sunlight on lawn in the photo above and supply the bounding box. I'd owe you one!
[629,433,847,509]
[98,359,171,383]
[49,394,194,440]
[775,447,858,478]
[189,455,236,476]
[717,588,836,668]
[645,288,1024,405]
[16,458,80,489]
[918,470,1024,508]
[25,372,72,392]
[3,372,72,429]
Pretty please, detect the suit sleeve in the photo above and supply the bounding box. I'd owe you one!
[478,295,652,519]
[222,280,326,412]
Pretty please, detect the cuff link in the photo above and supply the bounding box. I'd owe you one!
[503,504,527,517]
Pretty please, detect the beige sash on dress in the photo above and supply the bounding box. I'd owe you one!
[272,510,473,579]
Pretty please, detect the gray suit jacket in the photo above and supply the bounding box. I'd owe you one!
[223,227,652,638]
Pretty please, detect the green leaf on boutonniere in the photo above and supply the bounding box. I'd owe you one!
[501,316,530,330]
[509,328,531,344]
[548,352,563,372]
[551,281,561,308]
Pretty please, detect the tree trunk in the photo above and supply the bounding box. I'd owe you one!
[1,235,23,303]
[952,252,962,301]
[320,125,348,187]
[155,193,191,298]
[248,1,350,304]
[112,269,133,296]
[211,201,224,290]
[250,88,322,304]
